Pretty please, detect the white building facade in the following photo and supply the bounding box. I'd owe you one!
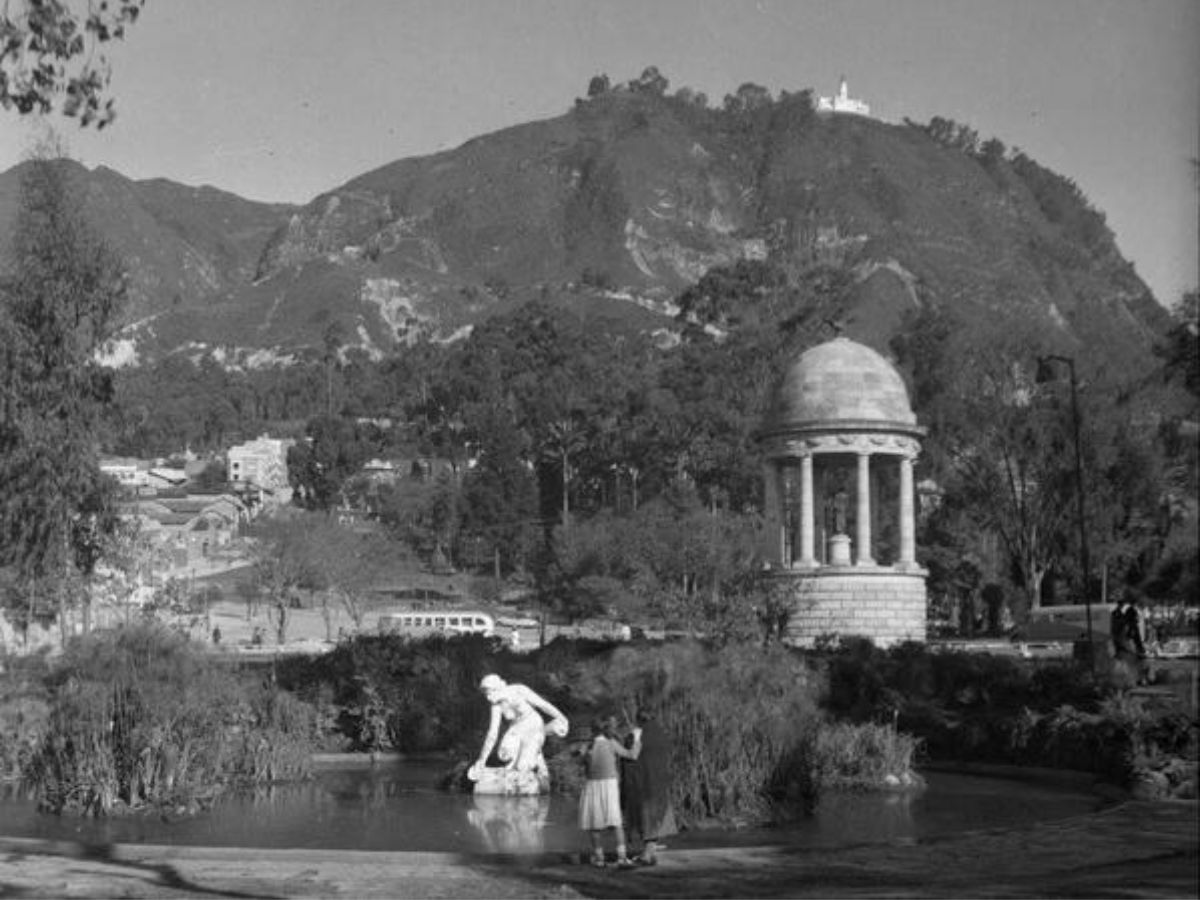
[816,77,872,117]
[227,436,294,509]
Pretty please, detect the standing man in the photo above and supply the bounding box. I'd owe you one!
[1125,596,1149,684]
[1110,595,1138,684]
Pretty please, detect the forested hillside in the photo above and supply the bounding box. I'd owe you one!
[4,69,1195,625]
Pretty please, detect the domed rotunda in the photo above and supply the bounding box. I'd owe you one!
[759,337,928,646]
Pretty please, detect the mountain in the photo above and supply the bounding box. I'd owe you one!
[0,85,1173,373]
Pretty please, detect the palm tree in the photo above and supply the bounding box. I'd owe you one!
[543,417,587,529]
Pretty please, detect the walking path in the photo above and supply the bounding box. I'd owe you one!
[1,799,1194,898]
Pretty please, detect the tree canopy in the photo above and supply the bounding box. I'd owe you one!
[1,0,145,128]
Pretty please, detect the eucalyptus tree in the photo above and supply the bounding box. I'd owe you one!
[0,152,126,638]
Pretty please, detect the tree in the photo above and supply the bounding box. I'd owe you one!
[322,320,345,417]
[1159,291,1199,399]
[722,82,772,115]
[672,86,708,110]
[542,415,587,529]
[0,152,125,637]
[631,65,668,96]
[461,408,538,575]
[1,0,145,128]
[937,343,1079,611]
[287,415,374,511]
[586,73,610,98]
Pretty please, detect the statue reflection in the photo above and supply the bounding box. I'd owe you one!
[466,794,552,854]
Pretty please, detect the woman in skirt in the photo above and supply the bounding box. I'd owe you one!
[620,708,676,866]
[579,715,641,868]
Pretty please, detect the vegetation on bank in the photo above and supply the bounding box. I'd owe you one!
[822,638,1198,798]
[2,623,317,815]
[2,625,1196,822]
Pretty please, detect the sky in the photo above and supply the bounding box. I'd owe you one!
[2,0,1197,308]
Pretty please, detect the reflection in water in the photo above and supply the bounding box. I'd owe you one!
[815,790,915,844]
[466,794,552,853]
[0,768,1104,853]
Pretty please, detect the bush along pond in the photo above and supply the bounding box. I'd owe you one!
[1,625,1195,828]
[2,623,319,816]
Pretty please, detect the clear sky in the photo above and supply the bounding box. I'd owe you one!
[2,0,1197,308]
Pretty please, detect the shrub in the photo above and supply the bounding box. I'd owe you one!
[22,622,318,815]
[0,650,52,782]
[819,641,1196,789]
[811,721,921,790]
[568,640,824,826]
[277,633,551,755]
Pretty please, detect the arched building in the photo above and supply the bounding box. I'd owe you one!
[759,338,927,646]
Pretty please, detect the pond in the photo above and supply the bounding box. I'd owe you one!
[0,760,1109,855]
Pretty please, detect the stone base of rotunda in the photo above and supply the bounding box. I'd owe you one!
[771,567,927,648]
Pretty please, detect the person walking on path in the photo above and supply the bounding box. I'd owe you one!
[1111,594,1149,686]
[579,715,641,868]
[1111,597,1136,659]
[1125,596,1149,684]
[620,709,676,866]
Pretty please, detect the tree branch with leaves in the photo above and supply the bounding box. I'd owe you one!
[1,0,145,127]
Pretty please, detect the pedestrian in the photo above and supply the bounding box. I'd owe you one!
[1110,595,1139,684]
[1125,596,1149,684]
[579,715,641,868]
[620,709,676,866]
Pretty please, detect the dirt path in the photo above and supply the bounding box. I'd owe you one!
[1,799,1194,898]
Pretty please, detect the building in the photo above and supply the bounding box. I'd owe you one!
[122,491,248,575]
[99,456,150,491]
[227,435,294,510]
[758,337,927,646]
[816,77,871,118]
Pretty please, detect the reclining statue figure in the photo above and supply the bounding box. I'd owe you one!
[468,674,568,795]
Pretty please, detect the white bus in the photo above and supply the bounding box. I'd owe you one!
[377,610,495,639]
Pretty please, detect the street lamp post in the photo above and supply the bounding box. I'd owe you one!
[1037,354,1094,670]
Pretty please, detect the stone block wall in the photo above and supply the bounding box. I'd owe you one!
[773,569,927,647]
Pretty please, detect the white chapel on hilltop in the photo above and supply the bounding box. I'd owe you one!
[817,77,871,118]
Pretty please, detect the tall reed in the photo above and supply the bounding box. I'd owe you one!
[810,721,920,790]
[24,622,317,815]
[571,640,824,825]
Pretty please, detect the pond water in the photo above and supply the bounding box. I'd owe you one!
[0,761,1108,855]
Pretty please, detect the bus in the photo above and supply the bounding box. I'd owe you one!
[377,610,495,639]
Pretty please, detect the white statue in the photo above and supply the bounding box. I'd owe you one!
[468,674,568,795]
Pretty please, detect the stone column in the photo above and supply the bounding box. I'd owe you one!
[763,460,782,566]
[799,453,815,566]
[899,455,916,566]
[762,460,783,567]
[855,451,874,565]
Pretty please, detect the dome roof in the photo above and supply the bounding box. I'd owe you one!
[764,338,917,432]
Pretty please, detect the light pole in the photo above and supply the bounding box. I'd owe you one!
[1037,354,1094,670]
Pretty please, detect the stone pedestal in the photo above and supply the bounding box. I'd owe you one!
[828,533,853,566]
[772,568,927,648]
